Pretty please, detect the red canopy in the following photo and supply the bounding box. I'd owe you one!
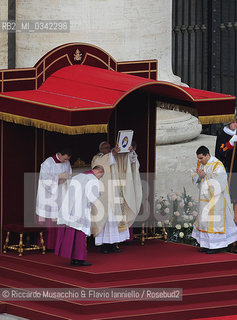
[0,65,235,134]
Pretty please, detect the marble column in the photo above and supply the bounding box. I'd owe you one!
[0,0,8,69]
[15,0,181,83]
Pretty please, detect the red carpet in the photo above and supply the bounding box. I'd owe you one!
[193,317,237,320]
[0,240,237,319]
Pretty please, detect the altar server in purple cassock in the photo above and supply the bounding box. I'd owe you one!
[55,166,104,266]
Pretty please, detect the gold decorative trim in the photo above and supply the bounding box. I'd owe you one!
[108,56,112,70]
[36,70,44,78]
[121,69,157,74]
[195,225,225,234]
[156,101,198,117]
[43,59,45,83]
[0,112,108,135]
[35,68,37,90]
[81,53,116,71]
[3,77,35,82]
[117,59,157,65]
[0,67,35,72]
[195,97,236,102]
[35,42,117,68]
[72,157,90,168]
[113,81,163,107]
[36,55,72,80]
[73,49,82,62]
[198,114,236,124]
[44,54,72,74]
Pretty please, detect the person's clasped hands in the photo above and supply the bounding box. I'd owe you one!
[196,168,206,179]
[229,135,237,146]
[58,171,70,183]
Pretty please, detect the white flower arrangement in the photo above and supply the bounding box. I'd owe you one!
[179,232,184,238]
[155,188,198,245]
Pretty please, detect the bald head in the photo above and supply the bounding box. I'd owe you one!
[99,141,111,154]
[92,165,104,179]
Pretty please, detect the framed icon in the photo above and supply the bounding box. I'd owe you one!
[116,130,134,153]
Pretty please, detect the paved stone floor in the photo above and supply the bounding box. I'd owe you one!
[0,315,27,320]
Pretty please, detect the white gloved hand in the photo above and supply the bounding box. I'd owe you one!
[229,135,237,146]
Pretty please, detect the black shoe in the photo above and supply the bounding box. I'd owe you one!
[100,244,110,254]
[71,259,92,266]
[205,248,221,254]
[110,244,121,253]
[199,247,208,252]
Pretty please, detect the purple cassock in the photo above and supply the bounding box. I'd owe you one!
[37,215,58,250]
[44,219,58,250]
[54,170,95,261]
[54,227,87,261]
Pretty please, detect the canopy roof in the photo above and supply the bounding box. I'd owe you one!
[0,64,235,134]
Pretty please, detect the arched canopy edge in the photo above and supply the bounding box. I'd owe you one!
[0,63,235,133]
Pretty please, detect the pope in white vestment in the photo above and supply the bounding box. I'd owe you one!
[191,146,237,252]
[91,141,142,252]
[36,150,72,249]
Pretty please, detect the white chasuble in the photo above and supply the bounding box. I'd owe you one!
[191,156,237,249]
[91,152,142,245]
[36,156,72,219]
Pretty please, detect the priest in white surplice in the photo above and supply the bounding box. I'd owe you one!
[191,145,237,254]
[36,148,72,249]
[55,166,104,266]
[91,141,142,253]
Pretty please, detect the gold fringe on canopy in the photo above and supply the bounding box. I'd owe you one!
[156,101,198,116]
[156,101,236,125]
[0,111,108,135]
[198,114,236,125]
